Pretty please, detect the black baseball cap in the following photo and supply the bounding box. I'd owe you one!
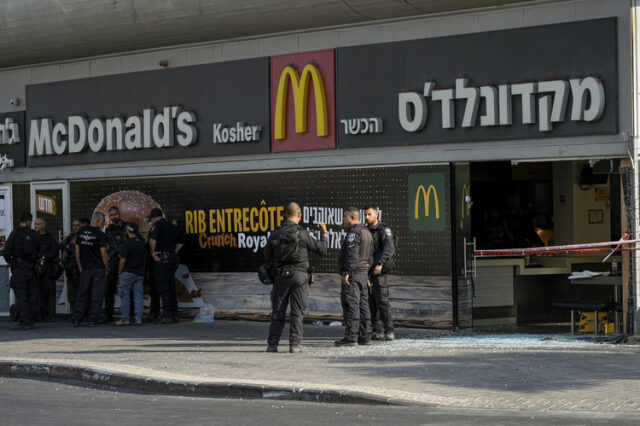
[148,207,163,220]
[126,222,139,233]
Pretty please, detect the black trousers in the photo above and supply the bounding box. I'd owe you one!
[65,266,81,316]
[36,266,55,320]
[154,259,178,320]
[11,268,38,326]
[267,271,309,347]
[74,269,107,322]
[340,272,371,342]
[368,274,394,334]
[104,256,120,319]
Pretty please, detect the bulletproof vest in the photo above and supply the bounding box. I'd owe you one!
[271,225,308,265]
[371,222,397,273]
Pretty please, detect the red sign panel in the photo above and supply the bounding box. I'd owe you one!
[270,49,336,152]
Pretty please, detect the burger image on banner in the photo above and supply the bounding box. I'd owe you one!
[94,190,205,309]
[95,190,161,237]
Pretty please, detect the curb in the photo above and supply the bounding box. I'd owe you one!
[0,361,425,407]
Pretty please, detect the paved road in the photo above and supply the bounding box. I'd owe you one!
[1,377,638,426]
[1,319,640,412]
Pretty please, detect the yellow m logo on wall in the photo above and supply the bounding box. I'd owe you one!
[274,64,328,140]
[414,185,440,219]
[409,173,446,231]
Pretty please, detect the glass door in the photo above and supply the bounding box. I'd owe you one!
[452,163,473,329]
[31,181,70,314]
[0,185,13,316]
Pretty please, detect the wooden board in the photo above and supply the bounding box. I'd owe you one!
[191,272,453,329]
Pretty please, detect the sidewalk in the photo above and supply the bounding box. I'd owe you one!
[1,319,640,412]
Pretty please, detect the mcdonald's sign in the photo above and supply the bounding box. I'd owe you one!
[270,49,336,152]
[409,173,446,231]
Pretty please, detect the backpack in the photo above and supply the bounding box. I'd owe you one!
[372,223,397,274]
[271,225,307,265]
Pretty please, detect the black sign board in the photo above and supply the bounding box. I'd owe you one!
[0,111,26,168]
[26,58,270,167]
[337,18,618,148]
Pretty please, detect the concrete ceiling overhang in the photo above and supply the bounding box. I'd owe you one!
[0,0,540,68]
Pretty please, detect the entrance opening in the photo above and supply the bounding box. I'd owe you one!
[471,160,623,331]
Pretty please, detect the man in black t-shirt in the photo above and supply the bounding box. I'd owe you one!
[34,217,59,322]
[73,212,109,326]
[148,208,183,324]
[116,223,146,326]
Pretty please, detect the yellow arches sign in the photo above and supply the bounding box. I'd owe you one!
[274,64,328,140]
[414,184,440,219]
[409,173,446,231]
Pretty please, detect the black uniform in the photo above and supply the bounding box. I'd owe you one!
[338,223,374,343]
[104,223,125,321]
[3,226,41,327]
[149,218,179,321]
[264,220,327,348]
[368,222,396,336]
[36,231,59,321]
[61,231,81,316]
[74,225,108,323]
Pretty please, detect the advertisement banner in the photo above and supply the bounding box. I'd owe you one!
[337,18,618,148]
[26,58,270,167]
[70,165,452,276]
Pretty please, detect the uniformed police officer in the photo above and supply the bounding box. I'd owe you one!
[34,217,59,322]
[73,212,109,327]
[335,207,374,347]
[264,202,328,353]
[3,212,41,330]
[148,208,183,324]
[364,205,396,341]
[104,206,126,322]
[61,219,82,318]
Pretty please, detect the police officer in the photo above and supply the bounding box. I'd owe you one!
[3,212,41,330]
[104,206,126,322]
[364,205,396,341]
[34,217,59,322]
[73,211,109,327]
[335,207,374,347]
[61,219,82,318]
[264,202,328,353]
[148,208,183,324]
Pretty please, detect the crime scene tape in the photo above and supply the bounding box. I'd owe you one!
[474,237,640,258]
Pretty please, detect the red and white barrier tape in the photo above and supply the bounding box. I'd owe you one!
[474,237,640,258]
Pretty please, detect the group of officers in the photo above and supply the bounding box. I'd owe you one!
[3,207,182,330]
[265,202,396,353]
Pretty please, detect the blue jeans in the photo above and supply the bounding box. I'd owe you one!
[118,272,144,322]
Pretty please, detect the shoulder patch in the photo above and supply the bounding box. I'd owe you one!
[347,233,355,242]
[385,228,392,237]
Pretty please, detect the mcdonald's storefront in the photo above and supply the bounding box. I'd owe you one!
[0,4,631,330]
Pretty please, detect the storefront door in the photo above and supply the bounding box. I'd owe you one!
[0,185,13,316]
[452,163,473,329]
[30,181,70,314]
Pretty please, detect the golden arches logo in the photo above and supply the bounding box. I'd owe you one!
[461,184,470,218]
[414,185,440,219]
[274,64,328,140]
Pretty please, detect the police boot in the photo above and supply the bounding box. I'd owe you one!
[371,332,385,341]
[289,345,305,353]
[266,344,278,353]
[334,338,357,347]
[384,331,395,341]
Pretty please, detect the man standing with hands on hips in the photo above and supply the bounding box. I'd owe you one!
[148,208,183,324]
[335,207,374,347]
[264,202,328,353]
